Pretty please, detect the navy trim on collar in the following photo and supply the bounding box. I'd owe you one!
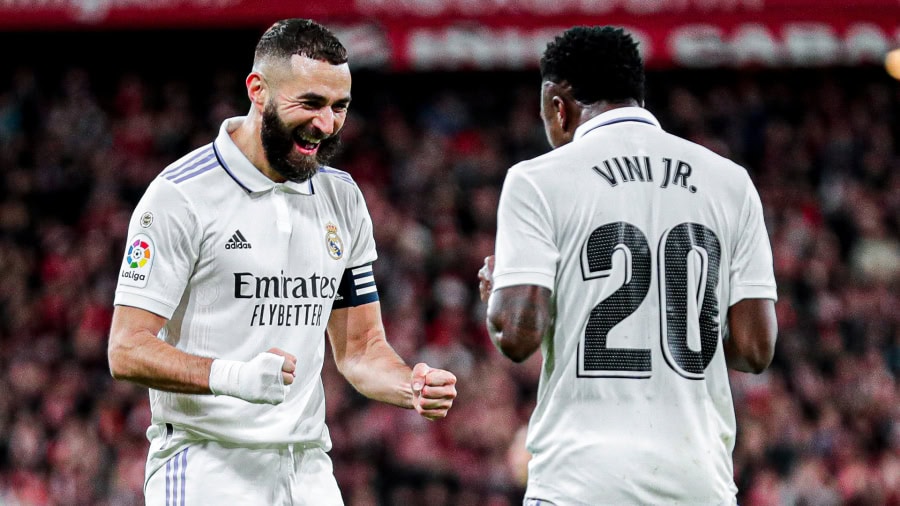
[213,143,252,194]
[579,117,656,138]
[573,107,662,141]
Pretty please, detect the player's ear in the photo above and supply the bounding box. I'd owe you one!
[246,72,268,110]
[552,95,568,131]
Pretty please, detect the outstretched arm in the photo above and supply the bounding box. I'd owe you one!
[108,305,295,403]
[327,302,456,420]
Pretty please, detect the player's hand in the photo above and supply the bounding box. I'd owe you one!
[266,347,297,386]
[208,349,296,404]
[478,255,495,302]
[410,362,457,421]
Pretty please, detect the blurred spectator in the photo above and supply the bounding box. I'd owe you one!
[0,62,897,505]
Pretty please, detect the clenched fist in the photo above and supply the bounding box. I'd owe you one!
[410,362,457,420]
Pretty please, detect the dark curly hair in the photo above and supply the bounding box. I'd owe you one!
[540,26,645,105]
[254,18,348,66]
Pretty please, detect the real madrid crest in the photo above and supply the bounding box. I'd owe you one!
[325,222,343,260]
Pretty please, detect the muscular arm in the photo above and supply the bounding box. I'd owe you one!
[486,285,552,363]
[328,302,456,419]
[327,302,416,408]
[724,298,777,374]
[107,305,214,393]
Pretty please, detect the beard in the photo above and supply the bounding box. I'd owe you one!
[260,102,342,183]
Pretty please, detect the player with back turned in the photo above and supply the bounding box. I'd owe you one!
[479,26,777,505]
[108,18,457,505]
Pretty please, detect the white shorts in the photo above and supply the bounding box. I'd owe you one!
[144,423,343,506]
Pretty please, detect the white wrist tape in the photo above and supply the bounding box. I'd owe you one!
[208,352,287,404]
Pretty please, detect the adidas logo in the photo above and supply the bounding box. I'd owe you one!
[225,230,252,250]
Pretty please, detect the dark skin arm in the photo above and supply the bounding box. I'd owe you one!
[724,298,777,373]
[485,285,552,362]
[480,256,777,372]
[480,256,551,362]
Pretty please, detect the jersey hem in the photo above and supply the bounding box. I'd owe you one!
[492,270,555,292]
[729,284,777,305]
[114,292,177,320]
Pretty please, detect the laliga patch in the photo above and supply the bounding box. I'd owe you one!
[120,234,154,288]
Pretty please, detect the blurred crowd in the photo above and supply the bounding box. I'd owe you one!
[0,62,897,506]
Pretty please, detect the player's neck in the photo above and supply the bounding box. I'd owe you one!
[577,99,642,126]
[231,115,287,183]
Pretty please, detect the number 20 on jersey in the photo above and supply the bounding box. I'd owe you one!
[579,221,721,380]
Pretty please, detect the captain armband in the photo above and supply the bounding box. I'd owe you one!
[333,262,379,309]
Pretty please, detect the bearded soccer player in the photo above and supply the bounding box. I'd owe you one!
[108,18,457,505]
[479,26,777,505]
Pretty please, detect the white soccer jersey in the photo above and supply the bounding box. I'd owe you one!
[114,117,378,447]
[492,107,776,505]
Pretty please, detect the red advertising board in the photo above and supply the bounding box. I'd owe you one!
[1,0,897,69]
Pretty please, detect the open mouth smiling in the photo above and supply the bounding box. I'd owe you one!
[294,134,322,155]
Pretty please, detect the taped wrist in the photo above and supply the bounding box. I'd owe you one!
[208,353,287,404]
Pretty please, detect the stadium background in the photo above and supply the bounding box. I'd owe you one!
[0,1,898,504]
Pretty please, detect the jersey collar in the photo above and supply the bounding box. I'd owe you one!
[573,107,662,141]
[214,116,315,196]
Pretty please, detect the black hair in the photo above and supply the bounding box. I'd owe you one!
[254,18,348,66]
[540,26,645,105]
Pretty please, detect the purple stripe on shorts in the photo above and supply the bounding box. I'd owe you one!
[180,448,188,505]
[166,456,172,506]
[172,450,180,506]
[164,447,190,505]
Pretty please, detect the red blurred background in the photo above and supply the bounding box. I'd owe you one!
[0,1,898,505]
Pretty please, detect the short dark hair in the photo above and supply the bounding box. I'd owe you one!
[254,18,348,66]
[540,26,645,105]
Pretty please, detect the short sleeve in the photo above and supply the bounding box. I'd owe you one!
[347,185,378,269]
[729,177,777,305]
[114,178,201,319]
[492,168,559,292]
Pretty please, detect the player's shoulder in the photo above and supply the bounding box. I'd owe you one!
[152,143,235,201]
[507,146,566,179]
[668,132,751,182]
[316,165,357,185]
[314,166,360,195]
[157,143,220,185]
[144,143,228,205]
